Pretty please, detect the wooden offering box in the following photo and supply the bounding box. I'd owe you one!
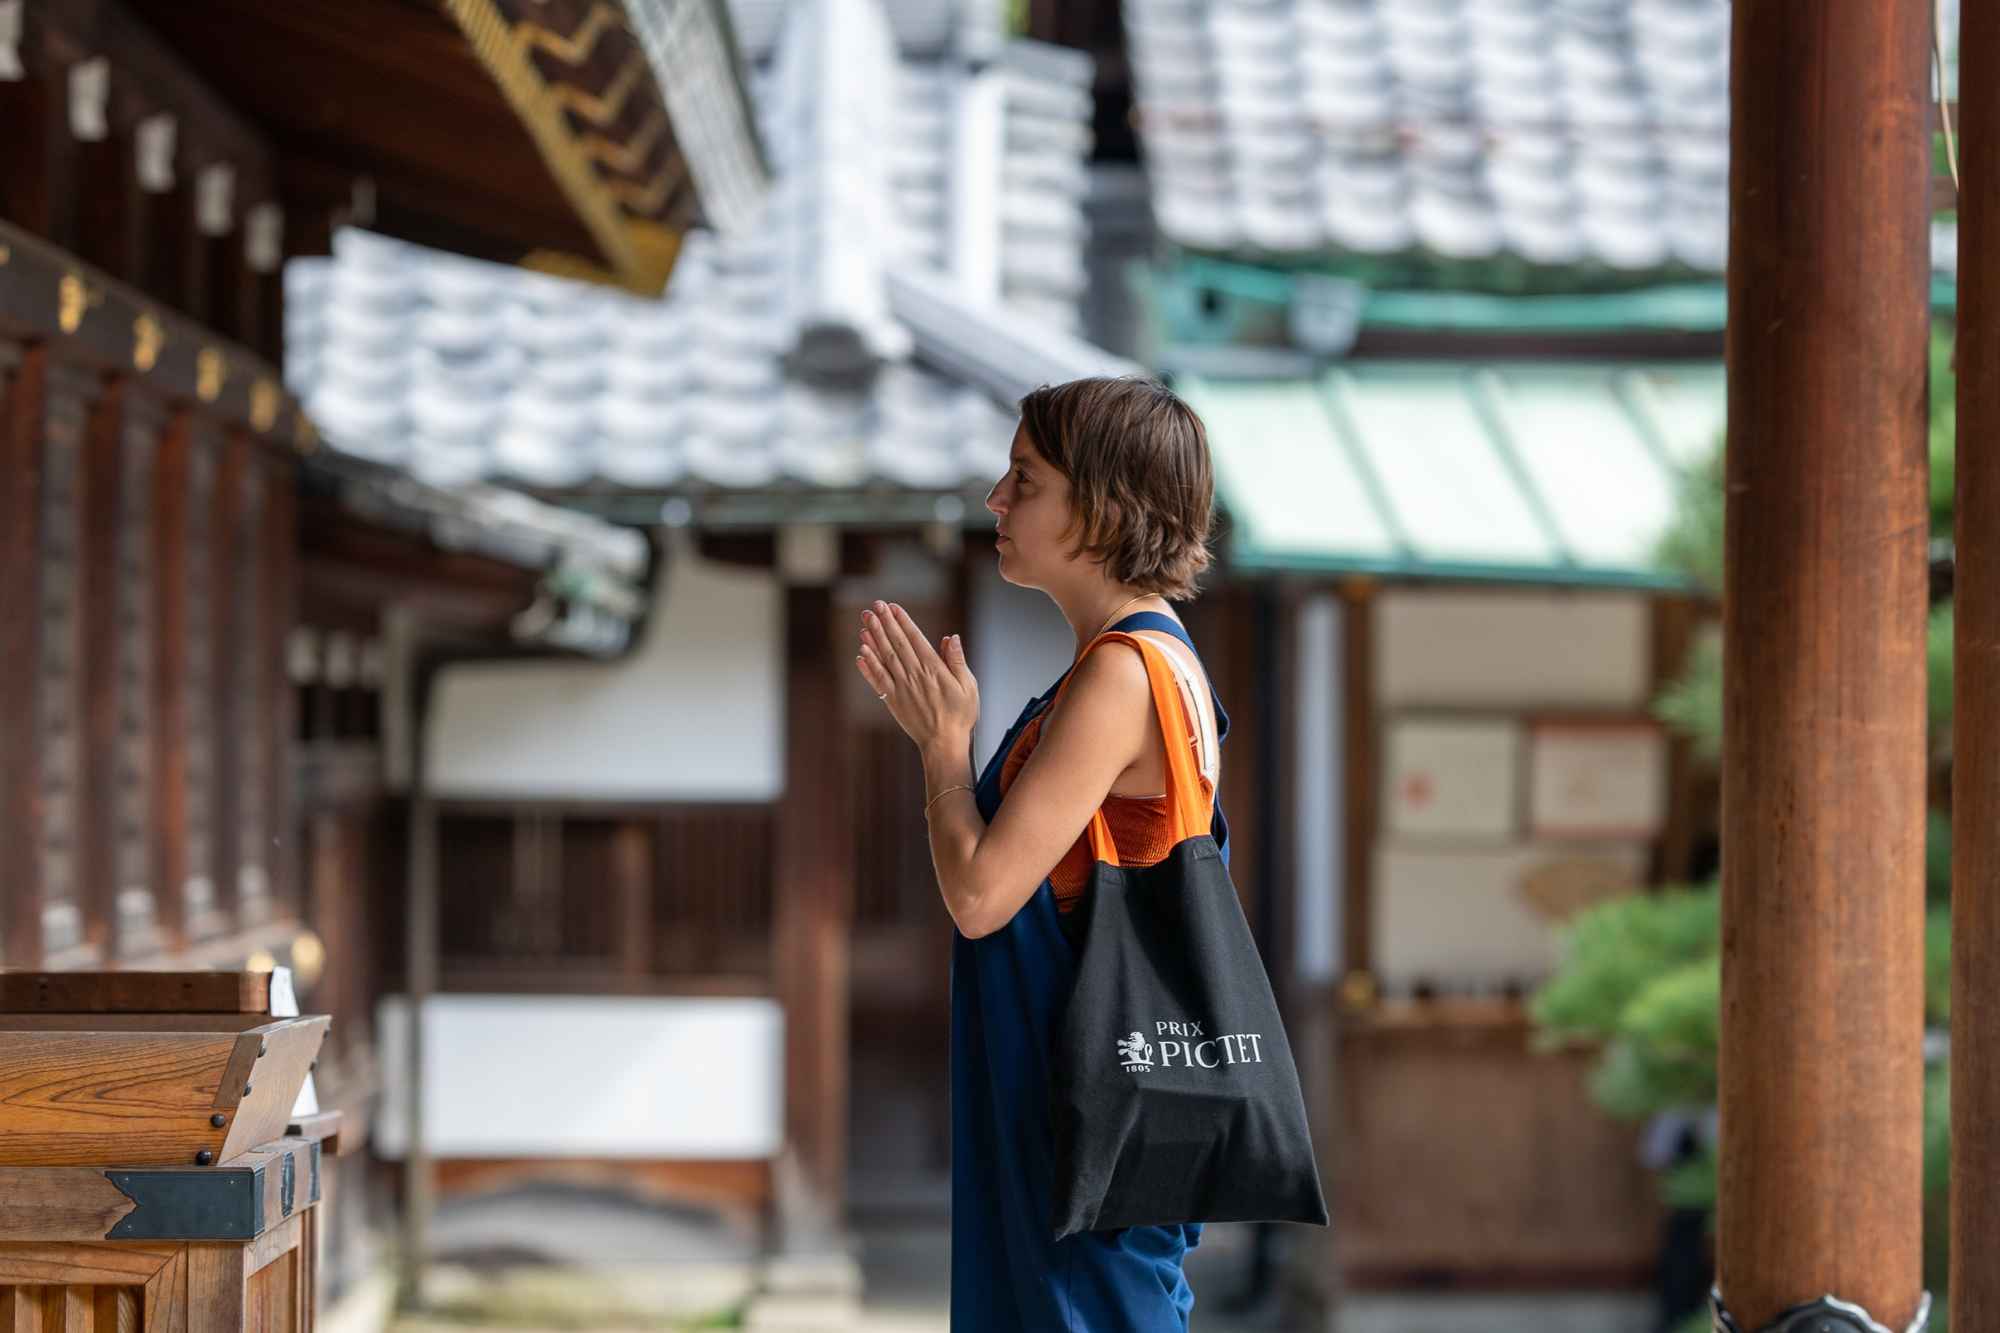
[0,972,337,1333]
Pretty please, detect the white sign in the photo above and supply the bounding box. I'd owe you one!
[1383,716,1520,840]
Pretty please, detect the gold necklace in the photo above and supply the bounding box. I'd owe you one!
[1090,592,1155,642]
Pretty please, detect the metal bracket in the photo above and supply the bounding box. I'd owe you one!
[1711,1286,1933,1333]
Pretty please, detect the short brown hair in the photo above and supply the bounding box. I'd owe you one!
[1015,376,1216,601]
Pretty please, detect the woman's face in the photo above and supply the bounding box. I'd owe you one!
[984,423,1073,589]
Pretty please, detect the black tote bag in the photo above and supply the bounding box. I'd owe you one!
[1048,630,1329,1241]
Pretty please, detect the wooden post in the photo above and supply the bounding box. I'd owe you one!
[1337,576,1375,1004]
[1955,4,2000,1329]
[773,526,856,1231]
[1718,2,1931,1328]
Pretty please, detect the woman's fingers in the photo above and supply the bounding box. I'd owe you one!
[864,615,913,693]
[871,602,923,681]
[891,603,948,671]
[856,644,888,697]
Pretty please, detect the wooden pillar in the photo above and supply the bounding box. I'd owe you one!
[1718,2,1931,1328]
[78,377,127,959]
[1955,4,2000,1329]
[773,525,856,1229]
[211,432,247,921]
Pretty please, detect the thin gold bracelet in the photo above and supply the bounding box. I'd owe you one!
[924,783,974,817]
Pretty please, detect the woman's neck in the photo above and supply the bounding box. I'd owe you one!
[1062,586,1164,654]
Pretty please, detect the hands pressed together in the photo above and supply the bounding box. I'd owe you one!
[856,599,980,757]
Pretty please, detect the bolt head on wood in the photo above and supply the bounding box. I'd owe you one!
[211,1113,226,1128]
[195,1150,213,1166]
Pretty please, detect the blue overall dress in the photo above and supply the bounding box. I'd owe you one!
[950,610,1233,1331]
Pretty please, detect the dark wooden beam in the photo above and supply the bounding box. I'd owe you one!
[296,497,544,637]
[1955,4,2000,1330]
[0,21,79,247]
[75,74,147,283]
[1718,1,1931,1328]
[0,217,311,448]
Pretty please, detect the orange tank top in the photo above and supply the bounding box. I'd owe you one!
[995,634,1215,914]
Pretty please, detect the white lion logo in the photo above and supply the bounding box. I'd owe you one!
[1117,1031,1154,1070]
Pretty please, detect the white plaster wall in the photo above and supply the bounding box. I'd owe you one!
[426,529,784,799]
[1377,588,1651,711]
[374,993,783,1158]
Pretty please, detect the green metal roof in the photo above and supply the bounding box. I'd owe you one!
[1180,362,1726,588]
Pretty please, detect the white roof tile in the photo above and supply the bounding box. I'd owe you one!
[1125,0,1965,274]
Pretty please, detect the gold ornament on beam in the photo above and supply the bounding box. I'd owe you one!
[250,378,280,432]
[133,313,163,371]
[196,347,226,402]
[58,273,92,332]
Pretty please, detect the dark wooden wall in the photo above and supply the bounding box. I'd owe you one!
[0,333,300,970]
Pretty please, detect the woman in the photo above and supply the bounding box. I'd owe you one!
[854,375,1232,1331]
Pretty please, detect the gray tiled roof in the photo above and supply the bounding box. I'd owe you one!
[1125,0,1960,272]
[283,0,1100,497]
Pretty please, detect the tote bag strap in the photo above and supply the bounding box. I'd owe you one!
[1046,629,1212,867]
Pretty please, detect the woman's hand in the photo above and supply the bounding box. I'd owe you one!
[856,600,979,754]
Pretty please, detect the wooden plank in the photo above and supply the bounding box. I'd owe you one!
[613,821,653,980]
[0,1031,237,1165]
[2,347,50,970]
[183,1244,244,1333]
[0,1243,179,1286]
[1720,1,1931,1327]
[0,1138,320,1242]
[91,1285,139,1333]
[242,1210,302,1285]
[1957,6,2000,1331]
[0,1017,320,1166]
[217,1018,330,1161]
[1334,1014,1657,1282]
[40,1284,87,1333]
[0,1166,140,1241]
[0,971,270,1014]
